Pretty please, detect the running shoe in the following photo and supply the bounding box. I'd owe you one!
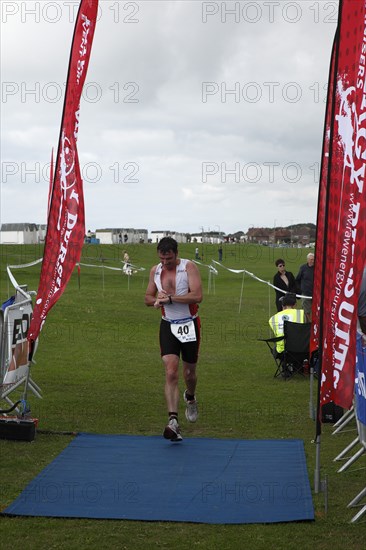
[183,390,198,422]
[163,417,182,441]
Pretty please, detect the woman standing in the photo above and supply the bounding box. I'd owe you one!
[273,258,297,312]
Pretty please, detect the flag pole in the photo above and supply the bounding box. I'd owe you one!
[238,272,245,314]
[78,264,81,290]
[313,14,341,493]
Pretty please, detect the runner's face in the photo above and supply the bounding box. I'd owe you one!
[159,251,177,270]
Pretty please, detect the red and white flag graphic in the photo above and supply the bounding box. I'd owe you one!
[28,0,98,343]
[313,0,366,410]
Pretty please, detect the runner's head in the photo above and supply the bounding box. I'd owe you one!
[157,237,178,270]
[157,237,178,255]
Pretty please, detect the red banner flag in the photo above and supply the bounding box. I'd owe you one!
[313,0,366,410]
[28,0,98,343]
[47,147,54,217]
[310,39,337,355]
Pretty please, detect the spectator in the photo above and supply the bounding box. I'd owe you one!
[218,245,223,262]
[273,258,297,312]
[296,253,314,321]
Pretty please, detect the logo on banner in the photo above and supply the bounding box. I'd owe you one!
[336,80,366,191]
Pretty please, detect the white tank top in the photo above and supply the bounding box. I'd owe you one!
[154,258,199,322]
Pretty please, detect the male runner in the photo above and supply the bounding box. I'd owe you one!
[145,237,203,441]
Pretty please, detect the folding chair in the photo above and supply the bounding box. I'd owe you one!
[259,321,310,379]
[282,321,311,377]
[258,333,286,378]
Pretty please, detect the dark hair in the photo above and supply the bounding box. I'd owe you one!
[157,237,178,254]
[281,293,297,306]
[275,258,285,267]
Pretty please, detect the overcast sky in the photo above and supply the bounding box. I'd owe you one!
[1,0,338,234]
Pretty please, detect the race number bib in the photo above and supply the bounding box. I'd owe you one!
[170,320,197,343]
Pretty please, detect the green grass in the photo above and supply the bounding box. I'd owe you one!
[0,243,364,549]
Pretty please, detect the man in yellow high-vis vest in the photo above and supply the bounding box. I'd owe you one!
[269,293,305,354]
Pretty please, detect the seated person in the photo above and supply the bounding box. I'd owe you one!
[269,293,306,355]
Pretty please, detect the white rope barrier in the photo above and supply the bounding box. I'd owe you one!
[192,259,218,275]
[6,256,309,299]
[6,259,43,298]
[192,259,218,295]
[5,257,145,297]
[121,261,146,272]
[211,260,312,300]
[78,262,122,272]
[78,261,145,272]
[7,258,43,270]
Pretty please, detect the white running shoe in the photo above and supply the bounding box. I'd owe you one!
[163,417,183,441]
[184,390,198,423]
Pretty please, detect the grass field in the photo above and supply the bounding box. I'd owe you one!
[0,243,364,549]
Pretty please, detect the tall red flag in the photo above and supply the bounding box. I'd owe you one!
[47,147,54,217]
[313,0,366,411]
[28,0,98,343]
[310,39,337,354]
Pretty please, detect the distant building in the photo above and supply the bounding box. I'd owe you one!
[246,227,271,244]
[291,227,310,245]
[95,227,148,245]
[271,228,291,244]
[245,225,312,246]
[0,223,42,244]
[190,232,223,244]
[38,225,47,242]
[150,230,187,244]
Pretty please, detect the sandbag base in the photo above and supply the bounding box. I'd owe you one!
[0,417,37,441]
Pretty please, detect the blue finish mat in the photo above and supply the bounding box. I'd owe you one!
[3,434,314,524]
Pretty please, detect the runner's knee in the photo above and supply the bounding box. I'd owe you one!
[165,366,179,385]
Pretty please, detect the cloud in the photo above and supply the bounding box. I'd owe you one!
[1,0,337,233]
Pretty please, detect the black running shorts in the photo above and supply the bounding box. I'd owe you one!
[159,317,201,363]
